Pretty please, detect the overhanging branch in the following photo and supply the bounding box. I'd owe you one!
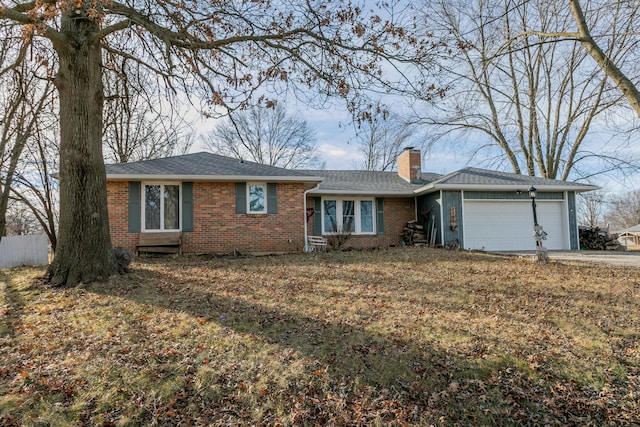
[0,1,64,45]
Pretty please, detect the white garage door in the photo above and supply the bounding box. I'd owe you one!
[463,201,568,251]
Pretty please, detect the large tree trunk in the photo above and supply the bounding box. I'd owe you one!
[46,10,116,286]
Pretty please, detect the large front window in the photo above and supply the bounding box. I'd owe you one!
[322,198,375,234]
[144,183,180,230]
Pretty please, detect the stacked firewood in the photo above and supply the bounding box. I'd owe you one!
[579,227,626,251]
[401,220,433,246]
[400,221,436,246]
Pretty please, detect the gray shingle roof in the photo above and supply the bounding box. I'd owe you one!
[106,152,598,193]
[418,167,598,192]
[615,224,640,234]
[306,167,597,195]
[106,152,321,181]
[301,170,442,195]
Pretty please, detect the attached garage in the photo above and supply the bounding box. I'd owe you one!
[463,200,569,251]
[416,171,591,252]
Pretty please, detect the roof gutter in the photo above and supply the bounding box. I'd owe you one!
[106,174,324,183]
[414,183,600,194]
[308,189,415,197]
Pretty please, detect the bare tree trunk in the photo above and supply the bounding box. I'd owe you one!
[569,0,640,118]
[419,0,630,180]
[46,12,116,286]
[0,74,24,238]
[0,187,9,238]
[0,69,49,238]
[0,140,22,237]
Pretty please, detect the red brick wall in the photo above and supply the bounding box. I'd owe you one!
[107,181,138,251]
[397,148,422,182]
[107,181,308,254]
[184,182,306,254]
[305,196,416,249]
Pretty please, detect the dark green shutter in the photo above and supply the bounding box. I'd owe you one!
[182,182,193,232]
[236,182,246,214]
[313,197,322,235]
[128,182,141,233]
[267,183,278,214]
[376,198,385,235]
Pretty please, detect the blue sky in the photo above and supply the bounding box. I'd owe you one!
[192,103,640,197]
[194,105,470,173]
[306,108,640,196]
[305,109,471,173]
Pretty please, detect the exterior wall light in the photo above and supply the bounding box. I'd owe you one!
[528,186,538,226]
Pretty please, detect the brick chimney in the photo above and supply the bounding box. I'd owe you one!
[397,147,422,182]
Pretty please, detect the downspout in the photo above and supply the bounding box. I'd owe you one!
[565,191,575,250]
[439,190,444,246]
[303,183,321,252]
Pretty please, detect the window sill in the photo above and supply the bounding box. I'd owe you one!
[322,233,377,236]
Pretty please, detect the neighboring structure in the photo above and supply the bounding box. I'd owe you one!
[105,148,598,254]
[614,225,640,247]
[0,234,49,268]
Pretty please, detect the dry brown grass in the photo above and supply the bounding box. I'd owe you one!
[1,247,638,425]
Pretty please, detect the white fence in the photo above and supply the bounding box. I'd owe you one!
[0,234,49,269]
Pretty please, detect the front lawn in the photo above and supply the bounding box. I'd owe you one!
[1,248,638,425]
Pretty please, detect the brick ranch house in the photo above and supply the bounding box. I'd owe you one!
[105,148,597,254]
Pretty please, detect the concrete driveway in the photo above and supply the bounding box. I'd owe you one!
[495,250,640,267]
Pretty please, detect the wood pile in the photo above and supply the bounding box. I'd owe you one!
[401,220,437,246]
[579,227,626,251]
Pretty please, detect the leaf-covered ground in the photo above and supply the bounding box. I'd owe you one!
[1,248,638,425]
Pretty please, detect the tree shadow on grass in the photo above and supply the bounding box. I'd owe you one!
[91,263,443,389]
[0,270,25,338]
[82,256,632,425]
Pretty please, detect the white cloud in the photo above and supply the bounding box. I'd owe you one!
[299,106,364,169]
[317,142,363,170]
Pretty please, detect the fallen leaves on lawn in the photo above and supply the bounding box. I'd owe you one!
[0,248,638,425]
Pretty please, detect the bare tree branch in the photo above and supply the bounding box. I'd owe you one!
[567,0,640,118]
[203,104,324,169]
[413,0,631,181]
[1,0,440,285]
